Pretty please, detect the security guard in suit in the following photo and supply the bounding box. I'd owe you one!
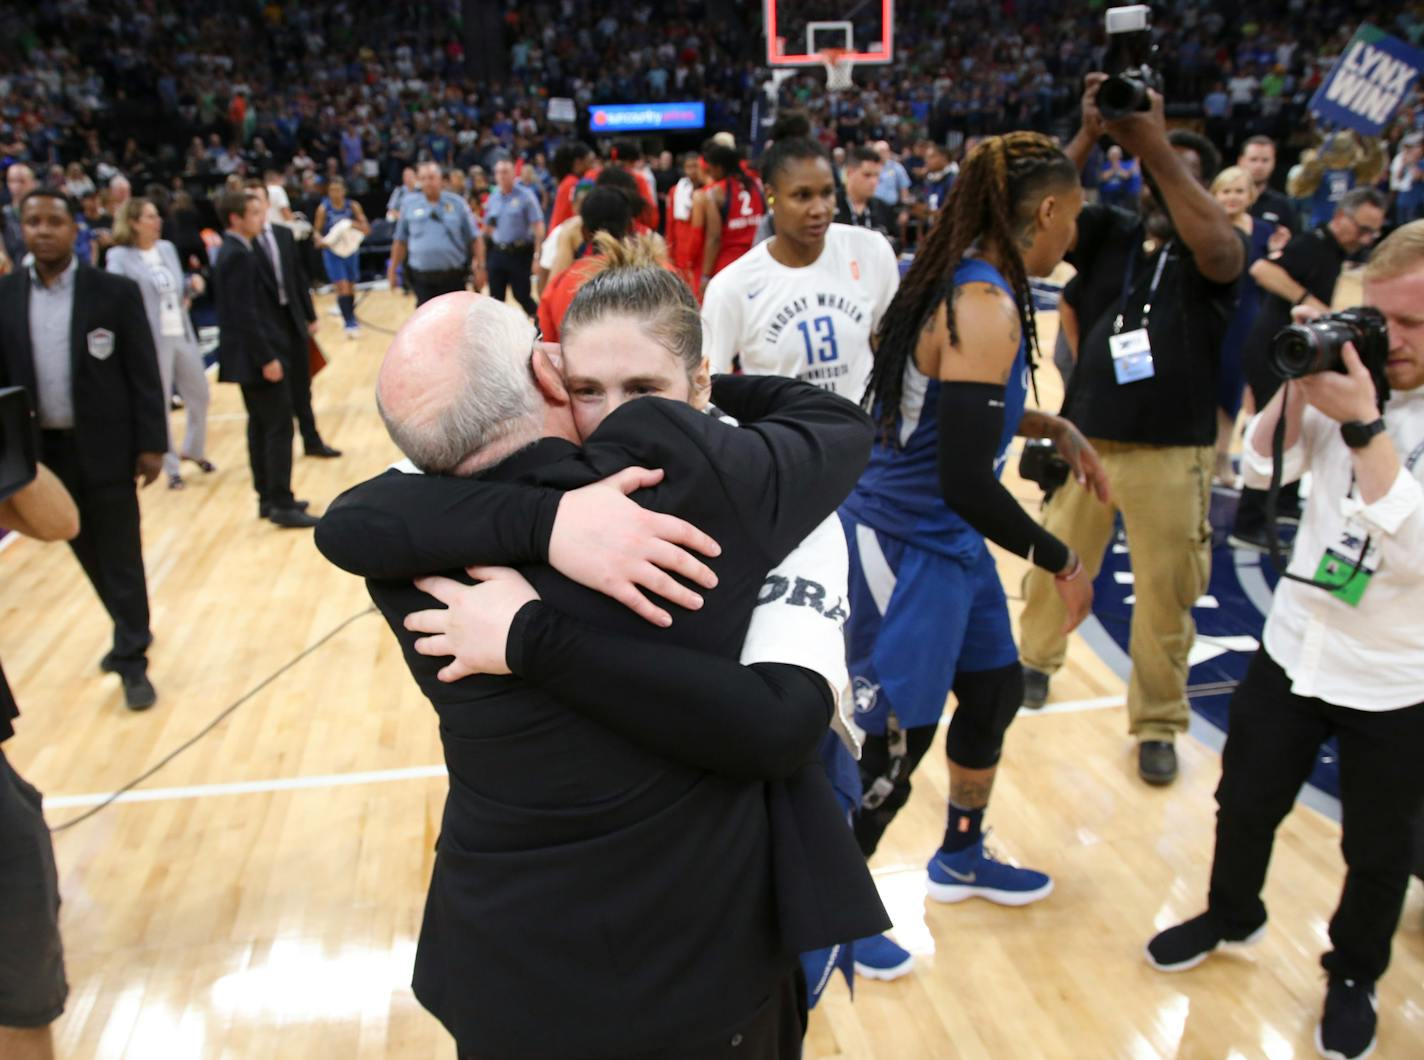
[0,188,167,710]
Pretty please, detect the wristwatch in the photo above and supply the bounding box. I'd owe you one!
[1340,417,1386,449]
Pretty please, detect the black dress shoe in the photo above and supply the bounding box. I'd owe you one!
[269,506,320,528]
[121,672,158,711]
[1139,740,1179,786]
[259,499,311,519]
[304,441,343,458]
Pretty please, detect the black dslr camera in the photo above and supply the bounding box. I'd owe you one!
[1270,306,1392,407]
[1099,5,1163,121]
[1018,439,1071,493]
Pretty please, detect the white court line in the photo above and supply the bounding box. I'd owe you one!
[45,764,448,809]
[48,696,1126,811]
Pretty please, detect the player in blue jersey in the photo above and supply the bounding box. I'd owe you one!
[843,132,1113,979]
[313,176,371,337]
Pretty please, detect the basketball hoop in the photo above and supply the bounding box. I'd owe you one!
[819,48,856,92]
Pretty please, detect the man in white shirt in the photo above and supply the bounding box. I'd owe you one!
[1146,220,1424,1060]
[264,169,294,228]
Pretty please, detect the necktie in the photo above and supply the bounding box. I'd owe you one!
[263,231,287,305]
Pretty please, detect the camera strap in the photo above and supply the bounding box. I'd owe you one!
[1263,385,1398,598]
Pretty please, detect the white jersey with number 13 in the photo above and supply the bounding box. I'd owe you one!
[700,223,899,402]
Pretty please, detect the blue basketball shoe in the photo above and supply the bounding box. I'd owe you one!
[852,933,914,981]
[926,833,1053,906]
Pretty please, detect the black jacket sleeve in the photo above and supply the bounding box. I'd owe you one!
[658,374,872,564]
[507,600,832,780]
[113,276,168,456]
[315,470,562,578]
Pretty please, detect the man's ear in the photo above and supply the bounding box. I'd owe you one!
[530,344,569,405]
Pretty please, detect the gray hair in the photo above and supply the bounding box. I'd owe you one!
[378,298,542,474]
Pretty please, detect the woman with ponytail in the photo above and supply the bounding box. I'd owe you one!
[694,140,767,287]
[839,132,1111,980]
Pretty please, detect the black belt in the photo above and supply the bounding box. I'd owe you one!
[410,266,468,277]
[40,427,76,440]
[490,241,533,254]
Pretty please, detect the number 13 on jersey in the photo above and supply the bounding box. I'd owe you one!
[797,315,839,365]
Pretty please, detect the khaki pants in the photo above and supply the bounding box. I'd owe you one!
[1020,441,1213,741]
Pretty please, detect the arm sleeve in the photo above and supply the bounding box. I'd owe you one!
[1347,467,1424,581]
[314,470,563,579]
[699,275,742,374]
[1240,402,1325,489]
[508,601,831,779]
[936,381,1070,572]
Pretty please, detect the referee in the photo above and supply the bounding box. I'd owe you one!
[387,161,484,306]
[482,159,543,318]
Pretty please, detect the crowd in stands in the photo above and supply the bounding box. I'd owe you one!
[2,0,1424,262]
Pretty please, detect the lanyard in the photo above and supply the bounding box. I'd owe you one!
[1113,241,1172,335]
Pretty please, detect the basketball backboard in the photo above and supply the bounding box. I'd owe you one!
[764,0,895,66]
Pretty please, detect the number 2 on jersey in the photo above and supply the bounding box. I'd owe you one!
[797,315,839,365]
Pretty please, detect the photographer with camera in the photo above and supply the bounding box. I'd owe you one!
[1229,187,1387,552]
[1017,67,1246,786]
[0,460,80,1060]
[1146,220,1424,1060]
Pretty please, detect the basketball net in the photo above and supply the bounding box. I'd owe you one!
[820,48,855,92]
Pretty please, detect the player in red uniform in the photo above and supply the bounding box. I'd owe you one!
[665,152,706,295]
[695,141,766,291]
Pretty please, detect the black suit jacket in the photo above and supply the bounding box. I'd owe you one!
[316,376,884,1058]
[255,224,316,337]
[214,233,288,385]
[0,262,167,487]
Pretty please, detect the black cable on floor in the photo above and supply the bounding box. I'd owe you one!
[49,607,378,834]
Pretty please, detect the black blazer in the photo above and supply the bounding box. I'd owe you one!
[256,224,316,335]
[0,262,167,487]
[214,233,288,385]
[317,376,885,1058]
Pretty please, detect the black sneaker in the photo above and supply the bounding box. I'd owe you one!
[1022,667,1050,709]
[1227,526,1291,555]
[1138,740,1179,785]
[1317,976,1377,1059]
[121,672,158,711]
[269,506,320,528]
[1145,911,1265,972]
[259,499,311,519]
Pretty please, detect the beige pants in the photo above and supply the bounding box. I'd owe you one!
[1019,441,1213,741]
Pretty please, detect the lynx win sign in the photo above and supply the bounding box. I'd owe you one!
[1310,24,1424,136]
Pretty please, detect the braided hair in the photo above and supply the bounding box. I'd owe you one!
[862,132,1077,442]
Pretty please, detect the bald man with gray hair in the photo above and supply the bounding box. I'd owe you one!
[317,292,882,1058]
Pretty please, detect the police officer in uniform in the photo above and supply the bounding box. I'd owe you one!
[387,161,484,306]
[0,189,167,710]
[482,159,544,318]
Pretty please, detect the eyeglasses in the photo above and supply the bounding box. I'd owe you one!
[1347,215,1380,238]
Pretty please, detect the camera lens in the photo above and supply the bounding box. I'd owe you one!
[1098,76,1145,120]
[1270,322,1350,379]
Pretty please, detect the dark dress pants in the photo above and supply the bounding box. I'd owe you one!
[240,377,296,511]
[40,430,152,677]
[487,248,537,317]
[280,318,320,449]
[1208,648,1424,982]
[410,267,469,307]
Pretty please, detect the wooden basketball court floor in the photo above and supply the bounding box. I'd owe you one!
[4,286,1421,1059]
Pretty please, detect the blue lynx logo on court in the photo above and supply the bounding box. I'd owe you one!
[1310,24,1424,135]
